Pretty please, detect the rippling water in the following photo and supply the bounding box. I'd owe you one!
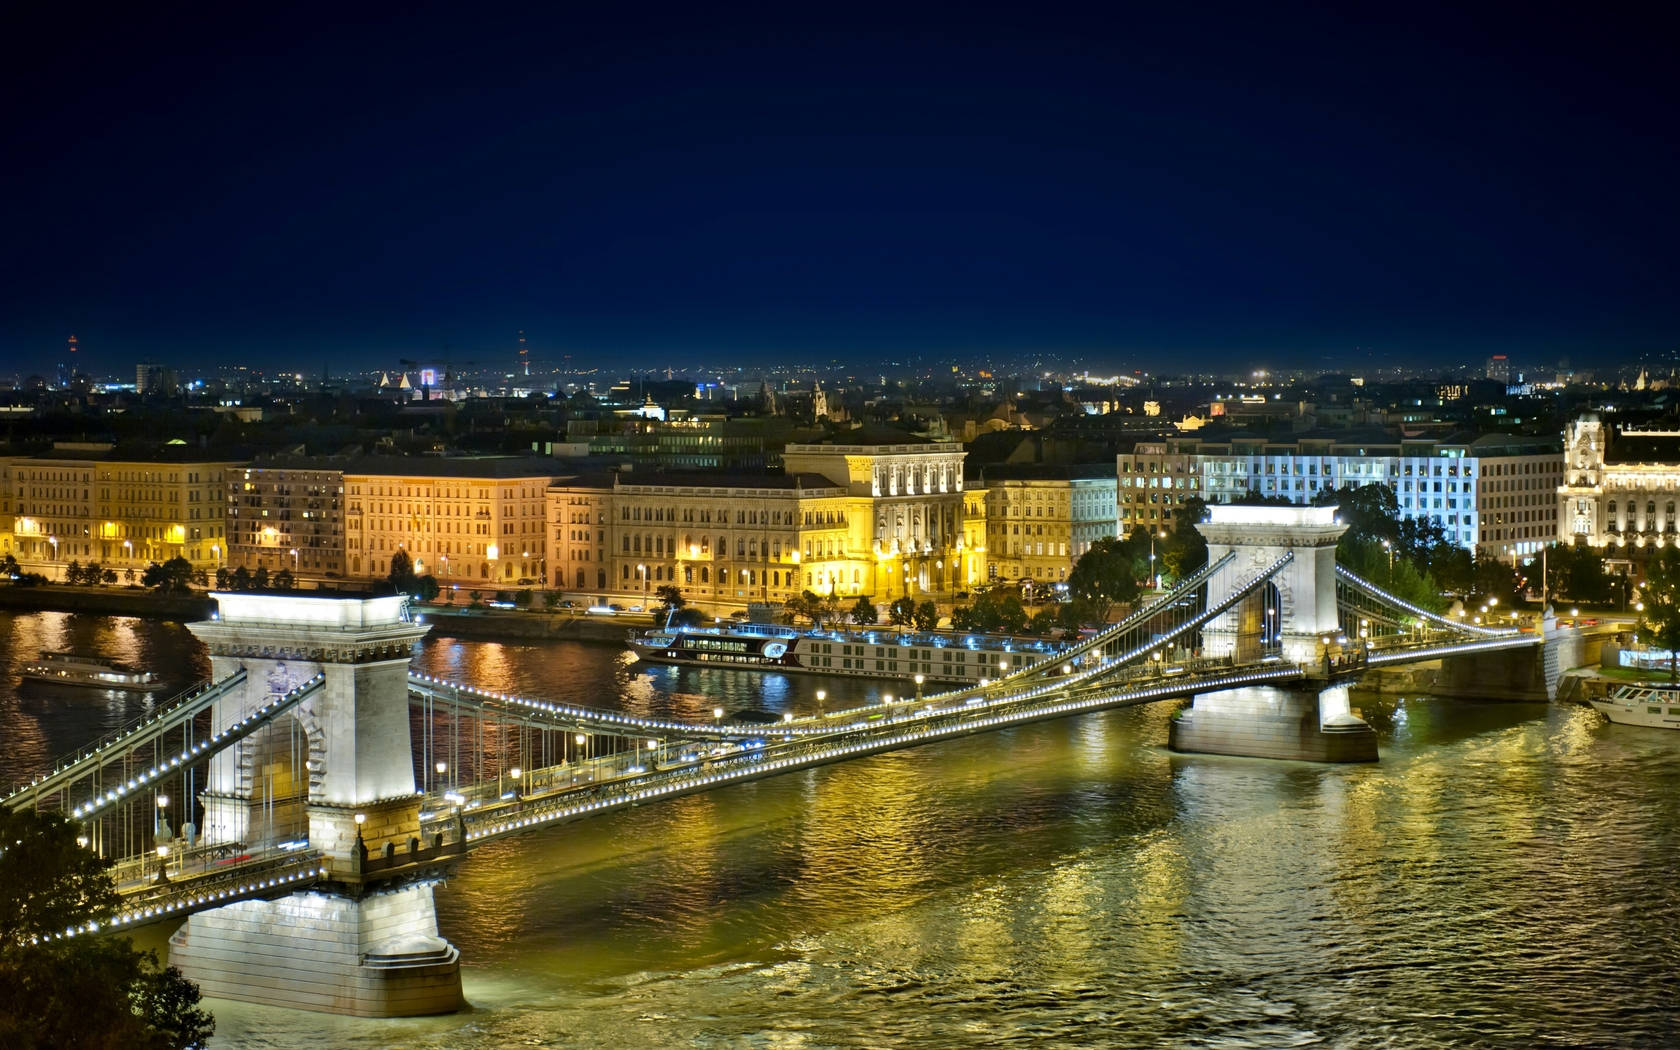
[2,612,1677,1048]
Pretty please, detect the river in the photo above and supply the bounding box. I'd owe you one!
[1,610,1677,1049]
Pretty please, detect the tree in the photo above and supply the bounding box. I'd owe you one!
[1547,542,1617,606]
[230,566,251,590]
[1067,537,1141,622]
[542,591,561,611]
[654,584,686,615]
[252,566,270,591]
[387,551,419,596]
[213,568,231,590]
[101,568,118,585]
[913,600,940,631]
[849,595,879,625]
[141,557,194,595]
[65,559,83,585]
[1160,496,1210,583]
[415,574,440,602]
[1638,546,1680,680]
[272,568,295,591]
[888,597,916,627]
[0,809,214,1049]
[0,553,18,580]
[1027,609,1059,636]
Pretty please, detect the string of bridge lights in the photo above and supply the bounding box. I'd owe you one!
[465,664,1305,844]
[67,675,326,821]
[4,669,251,806]
[1334,564,1517,637]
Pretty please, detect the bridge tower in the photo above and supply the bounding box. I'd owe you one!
[1172,505,1378,762]
[167,593,463,1016]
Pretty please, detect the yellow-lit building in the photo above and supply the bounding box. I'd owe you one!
[980,464,1118,584]
[8,445,238,579]
[344,456,559,588]
[544,430,980,610]
[782,430,969,600]
[603,471,853,607]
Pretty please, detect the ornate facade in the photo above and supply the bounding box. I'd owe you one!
[1558,416,1680,549]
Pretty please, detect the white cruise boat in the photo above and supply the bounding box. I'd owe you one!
[19,651,167,692]
[1589,683,1680,730]
[628,622,1071,684]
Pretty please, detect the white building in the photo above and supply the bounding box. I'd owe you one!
[1558,415,1680,550]
[1120,433,1561,558]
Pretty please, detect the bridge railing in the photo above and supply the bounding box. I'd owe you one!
[67,674,326,822]
[5,669,250,809]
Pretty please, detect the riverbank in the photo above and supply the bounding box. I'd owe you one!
[0,583,213,621]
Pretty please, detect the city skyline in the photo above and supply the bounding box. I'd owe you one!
[4,6,1677,373]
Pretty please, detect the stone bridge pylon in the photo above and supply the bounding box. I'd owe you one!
[1170,505,1378,762]
[167,593,463,1017]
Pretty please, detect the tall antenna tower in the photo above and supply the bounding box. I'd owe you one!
[518,330,529,377]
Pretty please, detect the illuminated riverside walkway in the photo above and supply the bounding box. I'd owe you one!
[4,504,1546,1017]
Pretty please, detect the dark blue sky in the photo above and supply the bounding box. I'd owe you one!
[3,4,1676,376]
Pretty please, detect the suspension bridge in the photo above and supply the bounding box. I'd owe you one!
[3,505,1550,1017]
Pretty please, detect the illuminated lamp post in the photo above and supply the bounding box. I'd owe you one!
[637,563,647,607]
[815,689,826,717]
[915,673,925,700]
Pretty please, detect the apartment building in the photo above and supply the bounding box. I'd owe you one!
[980,464,1118,583]
[343,456,561,587]
[7,444,238,578]
[225,458,347,581]
[1120,433,1561,558]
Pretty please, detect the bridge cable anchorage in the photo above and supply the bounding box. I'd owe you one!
[5,669,254,811]
[60,675,327,823]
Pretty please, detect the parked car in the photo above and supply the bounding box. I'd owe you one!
[609,603,625,612]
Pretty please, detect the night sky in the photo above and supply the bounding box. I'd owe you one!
[3,5,1676,376]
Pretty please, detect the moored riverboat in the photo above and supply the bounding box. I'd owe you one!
[627,622,1069,684]
[18,651,166,692]
[1589,683,1680,729]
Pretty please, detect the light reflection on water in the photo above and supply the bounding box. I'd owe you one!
[3,616,1679,1047]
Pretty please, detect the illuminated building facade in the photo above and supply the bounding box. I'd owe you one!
[782,431,968,600]
[1121,434,1561,558]
[980,464,1118,583]
[225,459,347,581]
[8,447,236,578]
[1558,416,1680,550]
[344,457,557,588]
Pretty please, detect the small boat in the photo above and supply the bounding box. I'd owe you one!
[18,651,166,692]
[1589,683,1680,729]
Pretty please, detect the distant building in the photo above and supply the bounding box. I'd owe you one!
[1119,433,1561,558]
[136,362,179,394]
[225,459,347,582]
[1559,415,1680,551]
[343,456,559,587]
[542,428,978,606]
[1486,354,1512,383]
[7,445,238,579]
[979,463,1118,584]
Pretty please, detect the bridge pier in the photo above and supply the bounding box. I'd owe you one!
[1169,683,1378,762]
[167,593,464,1017]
